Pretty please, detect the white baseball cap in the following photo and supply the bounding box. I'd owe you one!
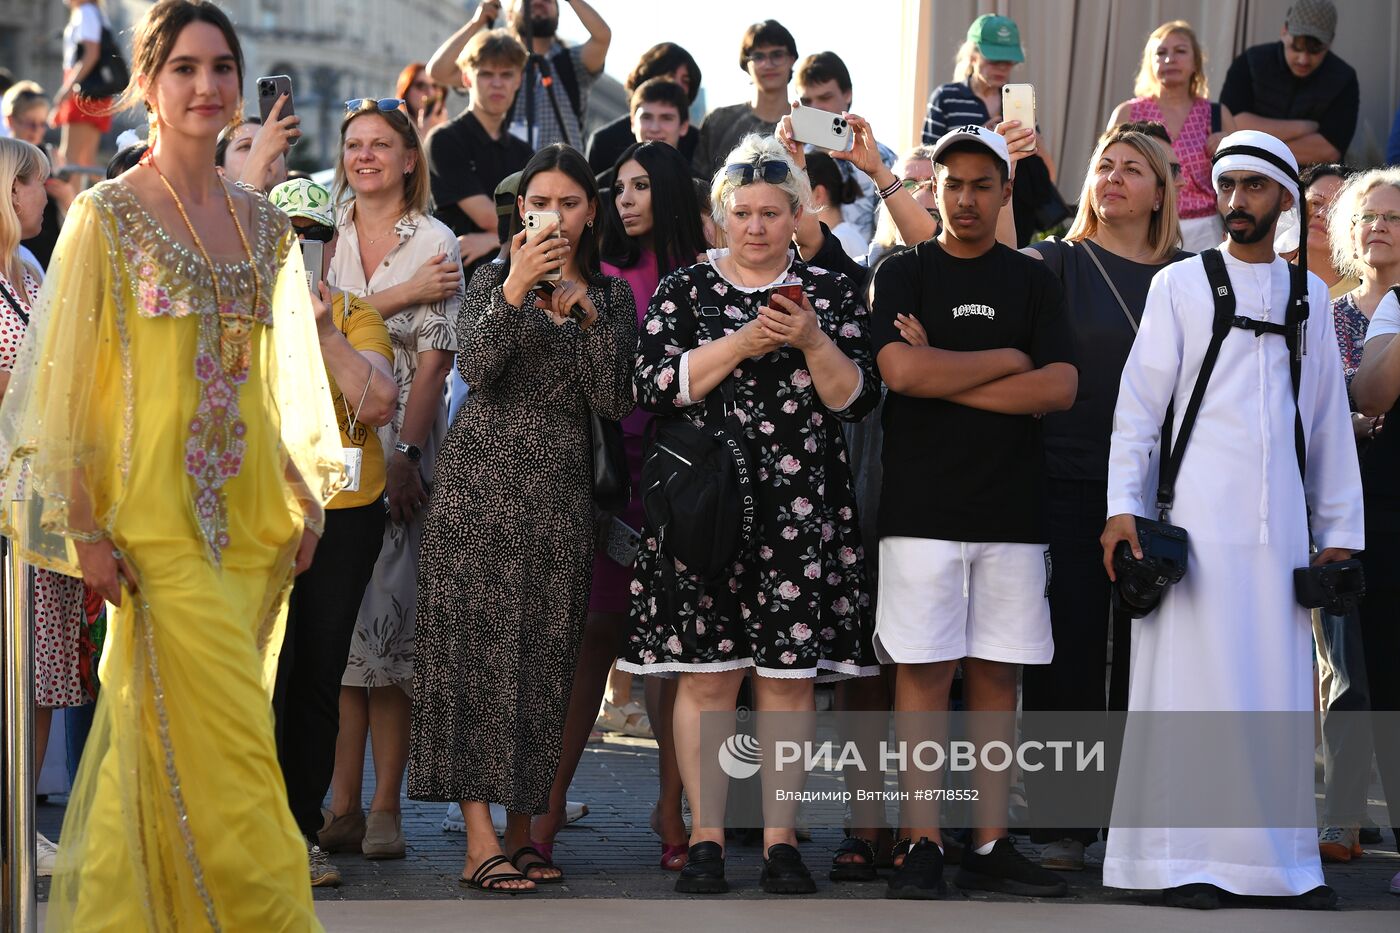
[931,124,1012,177]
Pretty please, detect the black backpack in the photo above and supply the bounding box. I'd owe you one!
[640,312,756,641]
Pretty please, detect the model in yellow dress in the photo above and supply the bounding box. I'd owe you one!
[0,169,344,927]
[0,177,343,929]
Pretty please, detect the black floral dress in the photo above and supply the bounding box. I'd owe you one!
[617,255,881,681]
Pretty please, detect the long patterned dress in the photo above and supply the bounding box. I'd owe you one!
[0,181,344,931]
[409,263,636,813]
[616,255,881,680]
[330,208,462,693]
[0,266,89,708]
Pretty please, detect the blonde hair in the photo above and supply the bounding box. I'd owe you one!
[1065,127,1181,264]
[872,145,936,252]
[1133,22,1208,100]
[952,39,979,82]
[708,134,810,225]
[1329,167,1400,281]
[334,105,432,217]
[2,81,48,120]
[0,138,49,287]
[457,27,527,73]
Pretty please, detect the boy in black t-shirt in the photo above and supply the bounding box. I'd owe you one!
[868,125,1077,900]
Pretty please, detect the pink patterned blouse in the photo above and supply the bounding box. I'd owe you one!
[1127,96,1216,220]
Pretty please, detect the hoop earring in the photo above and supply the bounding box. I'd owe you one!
[586,219,594,228]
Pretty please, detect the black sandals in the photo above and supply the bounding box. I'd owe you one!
[459,854,537,895]
[829,835,879,882]
[508,845,563,884]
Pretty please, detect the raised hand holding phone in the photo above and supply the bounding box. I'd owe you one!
[759,285,825,352]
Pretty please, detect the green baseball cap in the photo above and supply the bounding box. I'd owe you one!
[269,177,336,229]
[968,14,1024,63]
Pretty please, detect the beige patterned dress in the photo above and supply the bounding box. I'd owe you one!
[329,207,462,693]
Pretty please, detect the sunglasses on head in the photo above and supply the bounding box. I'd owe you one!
[295,224,336,243]
[724,161,791,186]
[345,98,405,113]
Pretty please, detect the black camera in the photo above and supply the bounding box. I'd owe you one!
[1112,516,1189,618]
[1294,559,1366,616]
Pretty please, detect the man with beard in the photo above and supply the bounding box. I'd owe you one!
[870,124,1077,900]
[426,0,611,151]
[1100,130,1363,909]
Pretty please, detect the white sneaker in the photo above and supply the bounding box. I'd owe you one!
[1039,837,1086,871]
[36,833,57,877]
[441,800,588,833]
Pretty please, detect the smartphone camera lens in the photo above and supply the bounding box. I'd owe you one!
[259,80,272,95]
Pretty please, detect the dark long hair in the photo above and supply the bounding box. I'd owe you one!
[515,143,605,287]
[599,142,706,276]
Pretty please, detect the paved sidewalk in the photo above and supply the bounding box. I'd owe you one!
[36,730,1399,911]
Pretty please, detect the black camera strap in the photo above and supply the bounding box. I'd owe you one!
[1156,247,1309,519]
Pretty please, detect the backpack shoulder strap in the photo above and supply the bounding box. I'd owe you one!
[1156,249,1235,517]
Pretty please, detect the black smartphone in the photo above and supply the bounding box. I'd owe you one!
[256,75,297,145]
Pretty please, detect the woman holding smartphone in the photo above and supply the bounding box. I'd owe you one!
[618,135,880,895]
[410,143,637,894]
[527,141,708,872]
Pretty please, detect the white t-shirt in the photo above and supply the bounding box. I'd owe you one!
[1362,288,1400,343]
[63,3,106,69]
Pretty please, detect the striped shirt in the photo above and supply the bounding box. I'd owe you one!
[921,80,990,144]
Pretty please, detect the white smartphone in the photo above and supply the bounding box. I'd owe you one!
[789,106,854,153]
[1001,84,1036,152]
[524,209,563,281]
[299,238,324,293]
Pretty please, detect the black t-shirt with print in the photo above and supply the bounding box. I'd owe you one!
[869,239,1076,544]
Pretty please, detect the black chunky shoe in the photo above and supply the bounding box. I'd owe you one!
[674,841,728,894]
[954,836,1068,898]
[761,843,817,894]
[1163,883,1224,910]
[886,836,947,900]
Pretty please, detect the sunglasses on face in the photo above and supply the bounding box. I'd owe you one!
[345,98,406,112]
[724,161,791,186]
[296,225,336,243]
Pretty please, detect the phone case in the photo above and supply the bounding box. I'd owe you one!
[257,75,296,143]
[1001,84,1035,151]
[299,239,324,293]
[788,106,854,153]
[605,517,641,568]
[524,210,563,281]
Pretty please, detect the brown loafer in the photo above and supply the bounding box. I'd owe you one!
[316,807,366,854]
[362,810,406,859]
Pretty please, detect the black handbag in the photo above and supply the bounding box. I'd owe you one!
[591,411,630,515]
[640,307,757,584]
[73,25,130,100]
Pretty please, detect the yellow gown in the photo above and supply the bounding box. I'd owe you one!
[0,181,345,931]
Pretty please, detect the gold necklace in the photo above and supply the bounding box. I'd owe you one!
[356,212,400,247]
[148,155,261,374]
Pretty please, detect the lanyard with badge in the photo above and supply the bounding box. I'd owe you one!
[334,289,371,492]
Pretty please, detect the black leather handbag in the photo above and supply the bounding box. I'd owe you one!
[591,412,630,516]
[74,25,130,100]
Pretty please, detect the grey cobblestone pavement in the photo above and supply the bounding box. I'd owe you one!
[35,728,1400,911]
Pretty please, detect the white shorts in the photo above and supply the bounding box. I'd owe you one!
[874,537,1053,665]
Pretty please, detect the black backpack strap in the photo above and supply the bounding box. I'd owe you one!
[1156,248,1235,517]
[1285,262,1309,484]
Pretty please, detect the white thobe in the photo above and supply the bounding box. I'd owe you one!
[1103,250,1364,895]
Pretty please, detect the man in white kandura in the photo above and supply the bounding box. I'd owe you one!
[1100,130,1363,911]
